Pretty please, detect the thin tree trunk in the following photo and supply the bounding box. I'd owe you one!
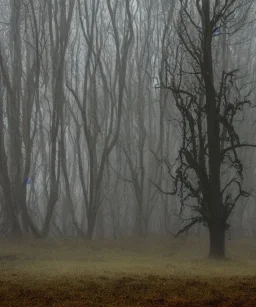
[86,210,97,240]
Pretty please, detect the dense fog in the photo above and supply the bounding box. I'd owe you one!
[1,0,256,259]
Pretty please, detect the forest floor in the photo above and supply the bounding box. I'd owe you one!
[0,236,256,306]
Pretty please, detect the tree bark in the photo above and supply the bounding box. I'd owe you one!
[86,210,97,240]
[202,0,224,259]
[208,221,225,258]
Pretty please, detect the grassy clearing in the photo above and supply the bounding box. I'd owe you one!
[0,236,256,306]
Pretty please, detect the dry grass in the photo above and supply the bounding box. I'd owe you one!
[0,236,256,306]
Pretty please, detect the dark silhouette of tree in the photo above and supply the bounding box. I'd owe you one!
[158,0,256,258]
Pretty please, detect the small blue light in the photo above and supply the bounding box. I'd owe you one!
[213,26,221,36]
[25,177,32,184]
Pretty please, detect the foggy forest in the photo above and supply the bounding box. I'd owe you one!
[1,0,256,306]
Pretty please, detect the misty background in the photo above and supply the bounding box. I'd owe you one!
[0,0,256,252]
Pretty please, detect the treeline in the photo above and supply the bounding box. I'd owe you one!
[0,1,256,250]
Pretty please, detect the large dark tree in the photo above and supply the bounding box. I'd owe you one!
[158,0,256,258]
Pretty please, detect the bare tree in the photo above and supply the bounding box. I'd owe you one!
[66,0,134,239]
[158,0,256,258]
